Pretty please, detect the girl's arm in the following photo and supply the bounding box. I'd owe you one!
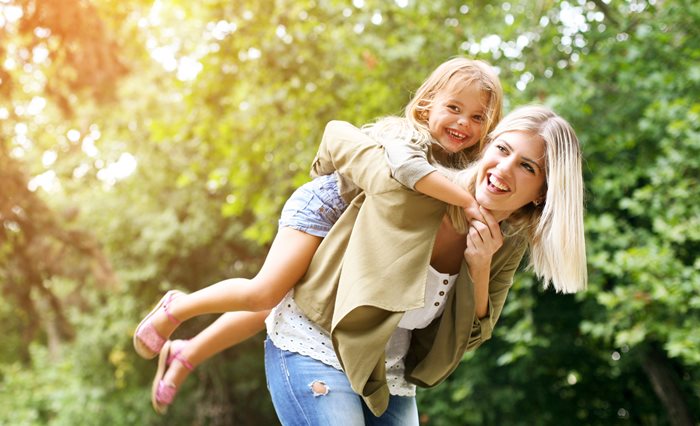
[314,120,482,222]
[414,172,482,223]
[375,120,483,222]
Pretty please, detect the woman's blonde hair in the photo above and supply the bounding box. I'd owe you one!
[446,105,587,293]
[406,57,503,167]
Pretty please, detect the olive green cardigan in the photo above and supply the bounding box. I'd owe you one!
[293,121,528,416]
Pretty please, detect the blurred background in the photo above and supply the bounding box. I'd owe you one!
[0,0,698,424]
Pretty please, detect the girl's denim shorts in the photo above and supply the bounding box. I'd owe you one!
[278,173,348,238]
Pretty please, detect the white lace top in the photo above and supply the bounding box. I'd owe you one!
[265,265,458,396]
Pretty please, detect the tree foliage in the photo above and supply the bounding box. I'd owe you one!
[0,0,698,425]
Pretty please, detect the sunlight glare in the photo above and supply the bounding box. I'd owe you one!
[42,150,57,167]
[211,20,237,40]
[95,153,137,186]
[32,45,49,64]
[27,96,46,115]
[28,170,60,193]
[1,5,22,23]
[479,34,502,54]
[82,136,99,157]
[67,129,81,142]
[559,3,588,36]
[150,45,178,72]
[176,56,202,81]
[73,163,90,179]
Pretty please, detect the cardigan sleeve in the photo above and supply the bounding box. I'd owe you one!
[310,120,400,195]
[378,131,437,190]
[464,233,527,349]
[404,232,528,387]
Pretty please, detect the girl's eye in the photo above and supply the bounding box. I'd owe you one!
[473,115,485,123]
[447,105,460,112]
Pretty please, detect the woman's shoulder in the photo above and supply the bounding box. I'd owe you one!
[499,225,530,257]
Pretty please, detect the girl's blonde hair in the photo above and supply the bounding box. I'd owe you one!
[446,105,587,294]
[406,57,503,167]
[364,57,503,168]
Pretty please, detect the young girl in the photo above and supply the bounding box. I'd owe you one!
[133,57,503,413]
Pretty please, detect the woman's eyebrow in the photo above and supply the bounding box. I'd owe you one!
[501,141,545,172]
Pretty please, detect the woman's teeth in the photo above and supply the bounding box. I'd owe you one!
[489,174,509,191]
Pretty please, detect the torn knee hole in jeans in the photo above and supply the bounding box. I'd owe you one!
[309,380,330,396]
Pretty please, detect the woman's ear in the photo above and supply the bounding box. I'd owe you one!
[533,196,545,207]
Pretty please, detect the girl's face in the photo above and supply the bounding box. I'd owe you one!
[427,83,489,154]
[475,131,547,219]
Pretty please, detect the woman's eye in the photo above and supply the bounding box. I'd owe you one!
[496,144,507,152]
[523,163,535,173]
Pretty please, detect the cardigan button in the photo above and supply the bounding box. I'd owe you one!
[439,291,445,296]
[434,302,440,307]
[442,279,448,285]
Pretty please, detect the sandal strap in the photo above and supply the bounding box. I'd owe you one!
[166,340,194,371]
[162,292,181,325]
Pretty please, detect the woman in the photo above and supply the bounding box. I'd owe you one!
[264,105,587,424]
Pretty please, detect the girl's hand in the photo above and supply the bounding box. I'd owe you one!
[464,207,503,268]
[463,202,485,226]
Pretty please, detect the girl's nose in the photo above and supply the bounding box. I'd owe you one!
[457,117,469,127]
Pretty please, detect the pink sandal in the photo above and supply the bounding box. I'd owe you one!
[133,290,184,359]
[151,339,194,414]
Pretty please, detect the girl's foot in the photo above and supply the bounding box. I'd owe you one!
[152,339,194,414]
[133,290,185,359]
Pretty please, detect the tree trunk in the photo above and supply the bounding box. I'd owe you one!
[640,344,695,426]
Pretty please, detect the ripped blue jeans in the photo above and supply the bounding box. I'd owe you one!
[264,338,418,426]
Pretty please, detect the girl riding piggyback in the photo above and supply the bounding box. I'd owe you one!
[133,57,503,414]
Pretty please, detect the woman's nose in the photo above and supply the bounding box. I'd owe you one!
[497,156,517,175]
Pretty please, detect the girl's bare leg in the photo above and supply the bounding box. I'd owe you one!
[155,227,324,400]
[147,227,322,340]
[162,310,269,389]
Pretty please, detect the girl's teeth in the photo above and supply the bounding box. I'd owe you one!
[447,129,465,140]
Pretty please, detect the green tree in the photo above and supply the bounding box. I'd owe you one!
[1,0,698,425]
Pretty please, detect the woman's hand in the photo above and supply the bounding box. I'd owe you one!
[464,207,503,269]
[465,207,503,319]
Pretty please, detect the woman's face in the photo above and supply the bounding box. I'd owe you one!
[475,130,547,218]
